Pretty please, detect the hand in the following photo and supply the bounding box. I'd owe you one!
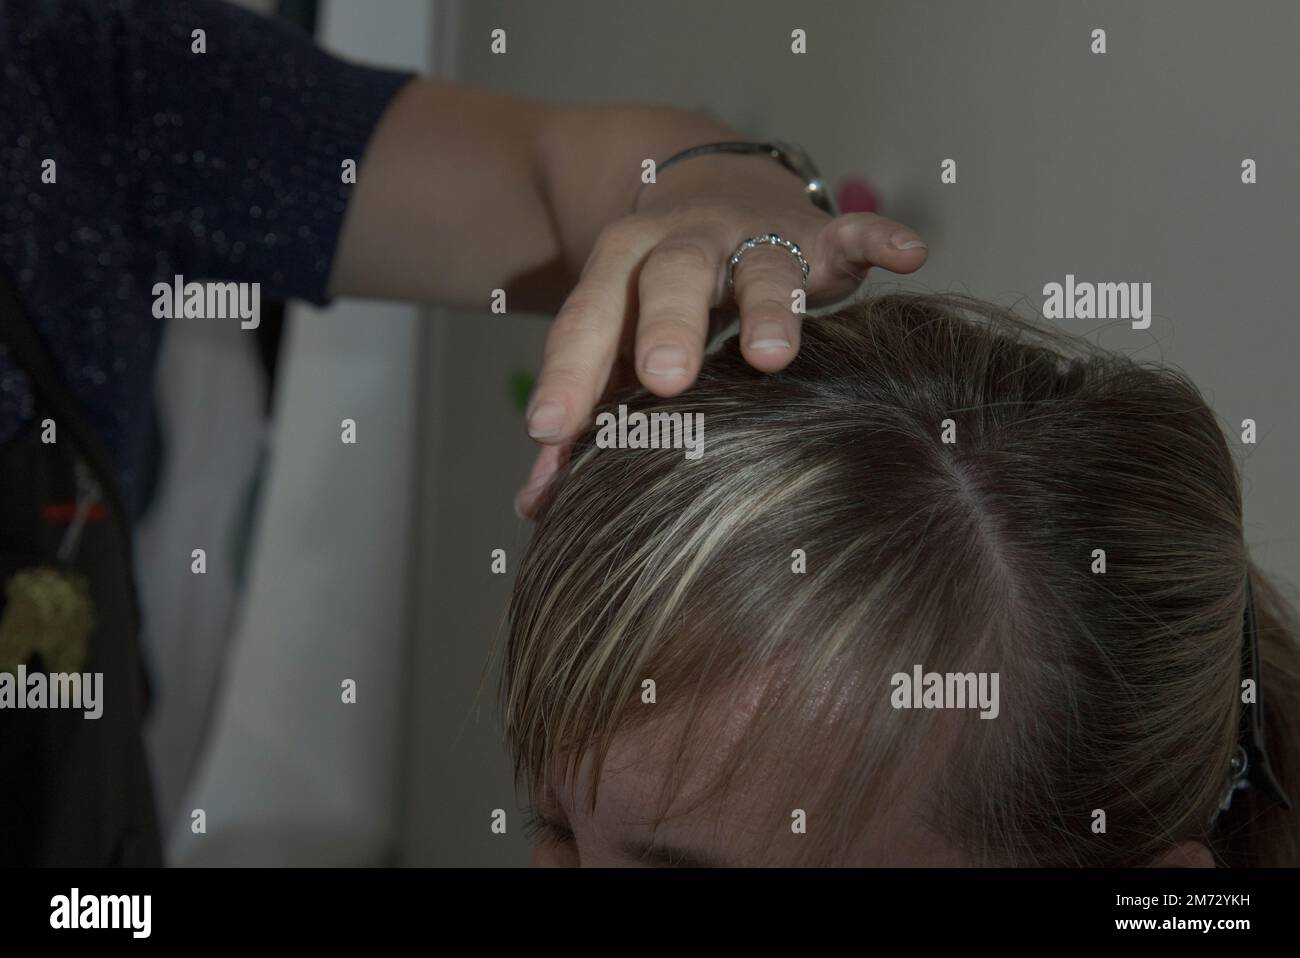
[515,157,928,518]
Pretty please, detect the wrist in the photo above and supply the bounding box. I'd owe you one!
[636,150,815,213]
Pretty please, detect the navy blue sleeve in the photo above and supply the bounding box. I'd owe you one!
[2,0,413,305]
[0,0,414,510]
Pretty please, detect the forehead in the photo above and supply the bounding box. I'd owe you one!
[547,682,966,866]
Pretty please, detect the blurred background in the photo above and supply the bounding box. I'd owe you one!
[141,0,1300,865]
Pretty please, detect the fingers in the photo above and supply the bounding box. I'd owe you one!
[727,215,930,373]
[634,237,722,396]
[811,213,928,293]
[529,213,929,443]
[514,442,571,520]
[732,242,806,372]
[526,225,653,444]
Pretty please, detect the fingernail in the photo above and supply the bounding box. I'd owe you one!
[643,346,689,377]
[527,400,566,439]
[748,324,791,351]
[891,232,927,251]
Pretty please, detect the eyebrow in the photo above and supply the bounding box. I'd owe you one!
[531,795,733,867]
[617,837,731,869]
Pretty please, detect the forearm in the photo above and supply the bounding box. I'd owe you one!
[328,78,548,306]
[329,78,804,312]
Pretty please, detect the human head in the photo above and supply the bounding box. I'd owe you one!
[503,292,1300,867]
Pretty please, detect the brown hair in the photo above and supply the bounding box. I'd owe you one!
[503,292,1300,866]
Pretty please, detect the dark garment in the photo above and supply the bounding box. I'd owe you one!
[0,0,412,865]
[0,270,159,865]
[0,0,412,517]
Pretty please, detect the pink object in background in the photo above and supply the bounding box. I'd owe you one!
[836,176,879,214]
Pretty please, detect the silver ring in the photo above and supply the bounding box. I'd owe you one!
[727,233,810,290]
